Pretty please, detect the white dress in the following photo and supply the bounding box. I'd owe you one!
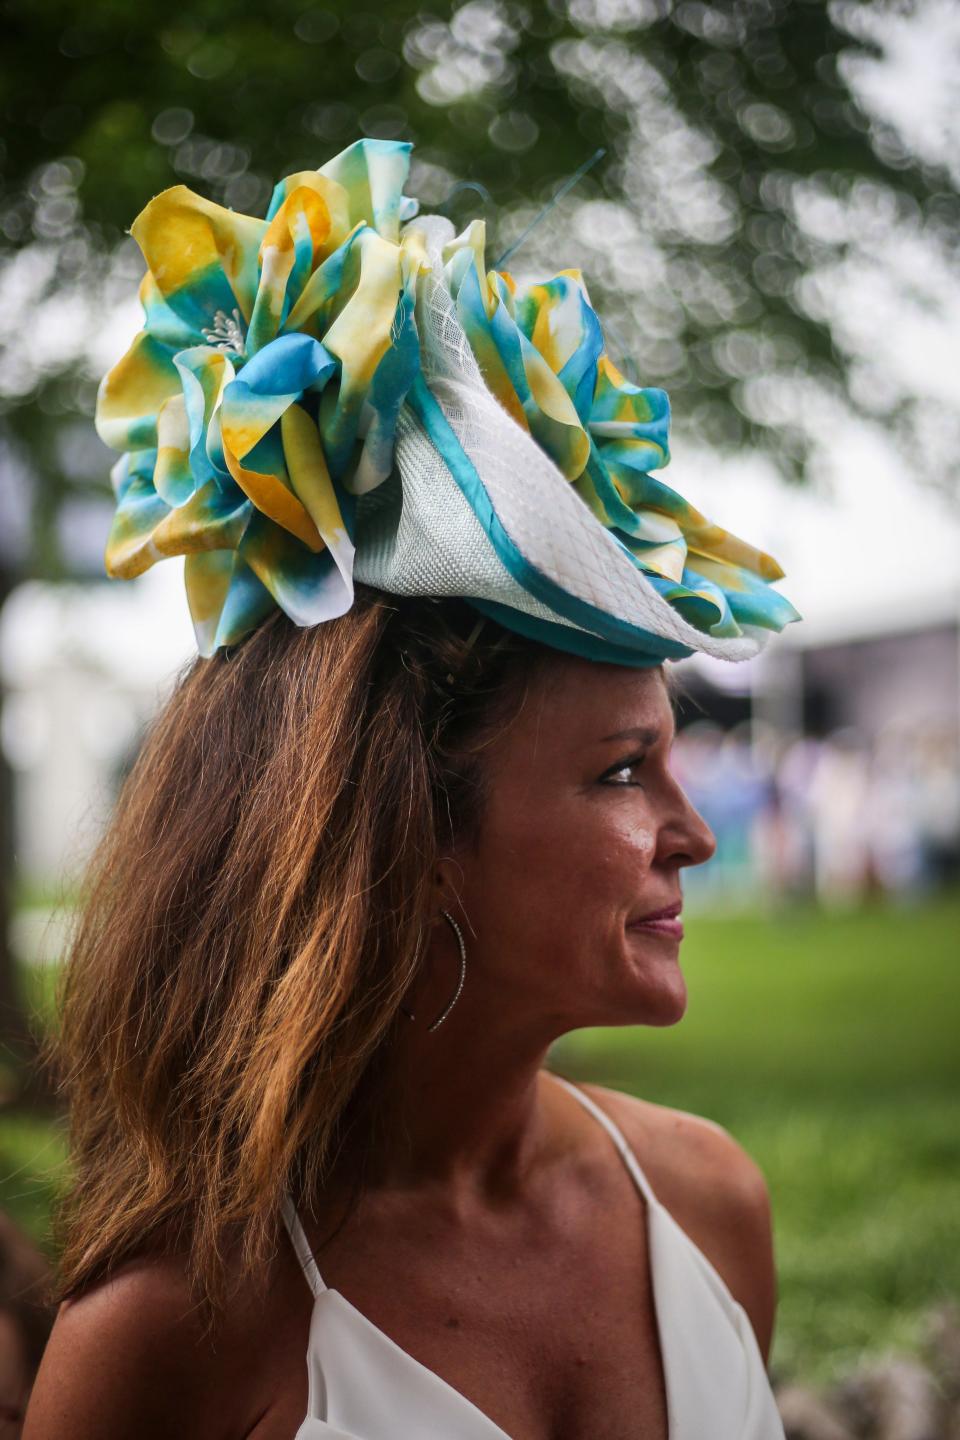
[281,1077,786,1439]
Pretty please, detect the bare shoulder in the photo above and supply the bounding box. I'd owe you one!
[24,1255,231,1440]
[578,1082,777,1363]
[23,1246,302,1440]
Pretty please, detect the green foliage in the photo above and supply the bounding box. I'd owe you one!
[0,1109,68,1252]
[554,890,960,1381]
[19,953,61,1042]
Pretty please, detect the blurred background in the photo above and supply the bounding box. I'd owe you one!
[1,0,959,1433]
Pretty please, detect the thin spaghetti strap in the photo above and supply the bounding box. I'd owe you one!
[551,1073,659,1208]
[280,1192,327,1298]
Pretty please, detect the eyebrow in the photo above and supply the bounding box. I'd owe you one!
[599,726,663,746]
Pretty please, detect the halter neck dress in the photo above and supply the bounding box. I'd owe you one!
[280,1076,786,1440]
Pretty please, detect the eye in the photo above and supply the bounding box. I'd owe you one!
[600,753,647,786]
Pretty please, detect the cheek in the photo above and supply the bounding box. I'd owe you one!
[472,796,659,949]
[562,811,660,927]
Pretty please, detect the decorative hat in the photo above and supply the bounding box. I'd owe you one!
[96,138,799,665]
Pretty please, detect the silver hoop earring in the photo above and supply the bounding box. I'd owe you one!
[427,910,467,1032]
[399,911,468,1031]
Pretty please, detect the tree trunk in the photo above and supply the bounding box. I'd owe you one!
[0,573,58,1110]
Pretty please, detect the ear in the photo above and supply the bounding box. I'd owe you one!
[433,854,465,911]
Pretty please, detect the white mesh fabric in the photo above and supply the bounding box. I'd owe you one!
[355,414,581,631]
[355,215,579,632]
[356,215,768,662]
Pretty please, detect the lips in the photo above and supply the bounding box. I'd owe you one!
[629,900,682,924]
[626,900,684,940]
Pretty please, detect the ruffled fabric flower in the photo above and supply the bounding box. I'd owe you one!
[96,139,426,654]
[442,220,799,642]
[97,139,798,658]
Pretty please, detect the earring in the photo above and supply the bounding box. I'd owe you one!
[400,910,467,1031]
[427,910,467,1032]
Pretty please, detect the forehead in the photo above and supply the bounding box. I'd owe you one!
[493,655,673,767]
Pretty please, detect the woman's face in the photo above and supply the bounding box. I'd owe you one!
[443,656,716,1035]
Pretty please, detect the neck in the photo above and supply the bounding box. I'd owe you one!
[354,1005,561,1195]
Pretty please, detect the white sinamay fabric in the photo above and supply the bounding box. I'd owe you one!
[355,216,771,662]
[281,1077,786,1440]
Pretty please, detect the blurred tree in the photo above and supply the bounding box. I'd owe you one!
[0,0,957,1094]
[2,0,956,492]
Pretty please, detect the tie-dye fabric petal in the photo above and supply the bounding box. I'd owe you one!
[317,138,420,243]
[98,141,422,655]
[184,549,275,656]
[131,185,266,333]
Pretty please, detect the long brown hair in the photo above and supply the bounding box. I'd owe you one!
[48,588,550,1312]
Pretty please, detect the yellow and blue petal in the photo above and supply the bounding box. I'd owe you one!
[96,330,181,451]
[138,271,197,351]
[515,271,604,426]
[686,556,801,632]
[222,418,323,554]
[104,465,171,578]
[238,510,353,629]
[185,549,276,657]
[247,185,338,355]
[447,245,590,479]
[131,184,265,334]
[643,566,741,638]
[317,138,418,243]
[280,402,355,585]
[319,225,422,479]
[168,346,235,496]
[265,171,352,252]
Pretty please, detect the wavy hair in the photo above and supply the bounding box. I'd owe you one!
[47,588,553,1313]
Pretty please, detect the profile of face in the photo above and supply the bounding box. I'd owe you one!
[438,656,717,1040]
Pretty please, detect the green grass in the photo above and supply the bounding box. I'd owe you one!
[0,937,68,1252]
[2,893,957,1381]
[554,890,960,1382]
[0,1109,68,1253]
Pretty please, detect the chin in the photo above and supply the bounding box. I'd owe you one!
[614,936,689,1027]
[552,932,689,1031]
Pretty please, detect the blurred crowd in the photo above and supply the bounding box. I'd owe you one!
[672,719,960,909]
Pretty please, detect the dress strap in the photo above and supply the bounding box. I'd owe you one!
[280,1192,327,1298]
[281,1084,656,1296]
[551,1074,660,1209]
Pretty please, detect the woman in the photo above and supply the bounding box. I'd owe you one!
[25,139,798,1439]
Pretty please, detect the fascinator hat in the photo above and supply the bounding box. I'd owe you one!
[96,138,799,666]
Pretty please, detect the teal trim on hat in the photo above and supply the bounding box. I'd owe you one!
[467,599,690,668]
[407,375,694,664]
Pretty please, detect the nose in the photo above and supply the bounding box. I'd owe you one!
[658,777,717,870]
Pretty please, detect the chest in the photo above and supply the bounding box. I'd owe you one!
[256,1181,669,1440]
[365,1250,669,1440]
